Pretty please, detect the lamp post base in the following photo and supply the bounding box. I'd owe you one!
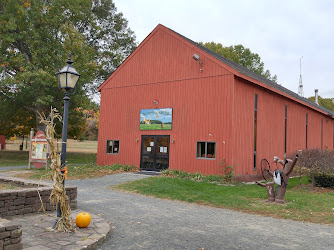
[53,170,65,229]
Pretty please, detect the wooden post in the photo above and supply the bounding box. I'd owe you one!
[46,142,50,170]
[28,128,34,169]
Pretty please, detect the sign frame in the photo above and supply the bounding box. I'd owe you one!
[140,108,173,130]
[28,129,50,169]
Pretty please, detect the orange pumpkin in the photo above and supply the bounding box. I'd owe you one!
[75,212,91,228]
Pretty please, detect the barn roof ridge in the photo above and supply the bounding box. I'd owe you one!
[165,26,334,117]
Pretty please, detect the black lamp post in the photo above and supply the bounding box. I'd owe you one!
[55,53,81,225]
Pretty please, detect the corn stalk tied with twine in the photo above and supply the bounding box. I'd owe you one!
[39,107,75,232]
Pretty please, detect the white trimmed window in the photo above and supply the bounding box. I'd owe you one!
[106,140,119,154]
[196,141,216,159]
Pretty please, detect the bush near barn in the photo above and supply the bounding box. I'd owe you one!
[314,174,334,188]
[295,149,334,188]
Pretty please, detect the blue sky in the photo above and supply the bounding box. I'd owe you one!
[114,0,334,99]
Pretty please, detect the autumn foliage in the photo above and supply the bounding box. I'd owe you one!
[74,108,100,141]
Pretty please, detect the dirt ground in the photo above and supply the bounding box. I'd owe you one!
[5,139,97,153]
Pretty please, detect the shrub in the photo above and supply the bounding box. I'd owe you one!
[295,149,334,188]
[161,169,172,176]
[188,172,203,180]
[217,159,235,183]
[99,163,137,172]
[178,171,190,178]
[161,168,232,183]
[314,174,334,188]
[122,164,138,172]
[171,170,181,176]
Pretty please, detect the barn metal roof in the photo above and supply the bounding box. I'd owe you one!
[172,29,334,117]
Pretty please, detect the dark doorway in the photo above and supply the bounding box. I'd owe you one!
[141,135,170,171]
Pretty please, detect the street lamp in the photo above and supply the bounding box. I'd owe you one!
[55,53,81,226]
[58,54,81,91]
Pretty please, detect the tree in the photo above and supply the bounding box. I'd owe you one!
[296,149,334,189]
[308,96,334,112]
[199,42,277,82]
[80,108,100,140]
[0,0,136,137]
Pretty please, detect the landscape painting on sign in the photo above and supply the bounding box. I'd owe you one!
[31,142,48,160]
[140,108,172,130]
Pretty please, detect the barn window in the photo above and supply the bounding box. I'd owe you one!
[196,141,216,159]
[106,140,120,154]
[306,113,308,149]
[284,105,287,158]
[254,93,258,171]
[321,119,323,149]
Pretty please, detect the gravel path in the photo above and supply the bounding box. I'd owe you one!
[0,165,27,170]
[68,173,334,250]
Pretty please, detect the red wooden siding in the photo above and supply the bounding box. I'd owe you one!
[100,27,232,90]
[0,135,5,150]
[232,77,287,176]
[97,25,236,174]
[323,118,333,150]
[232,76,333,179]
[231,77,256,176]
[98,75,234,175]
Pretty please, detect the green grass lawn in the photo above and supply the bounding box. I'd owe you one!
[0,149,138,180]
[5,139,97,153]
[113,176,334,225]
[0,183,19,190]
[140,124,172,130]
[0,150,96,167]
[11,163,137,180]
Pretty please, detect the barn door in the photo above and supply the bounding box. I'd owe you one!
[141,135,169,171]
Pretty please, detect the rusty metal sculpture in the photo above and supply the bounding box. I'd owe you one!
[256,154,299,203]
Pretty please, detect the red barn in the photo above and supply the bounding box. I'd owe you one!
[0,135,5,150]
[97,24,334,181]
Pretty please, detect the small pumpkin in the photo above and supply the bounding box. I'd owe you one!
[75,212,91,228]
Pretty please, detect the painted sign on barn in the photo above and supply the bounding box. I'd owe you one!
[140,108,172,130]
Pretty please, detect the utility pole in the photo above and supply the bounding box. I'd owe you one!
[298,56,304,97]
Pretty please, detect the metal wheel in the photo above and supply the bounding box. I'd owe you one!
[261,158,271,181]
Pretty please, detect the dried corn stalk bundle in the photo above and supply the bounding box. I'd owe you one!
[39,107,75,232]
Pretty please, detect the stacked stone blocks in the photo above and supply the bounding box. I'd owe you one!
[0,177,77,217]
[0,176,77,249]
[0,218,23,249]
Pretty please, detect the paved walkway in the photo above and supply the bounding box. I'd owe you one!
[68,173,334,250]
[10,211,111,250]
[0,169,111,250]
[0,165,27,170]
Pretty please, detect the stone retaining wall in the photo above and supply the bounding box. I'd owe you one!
[0,177,77,218]
[0,218,22,250]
